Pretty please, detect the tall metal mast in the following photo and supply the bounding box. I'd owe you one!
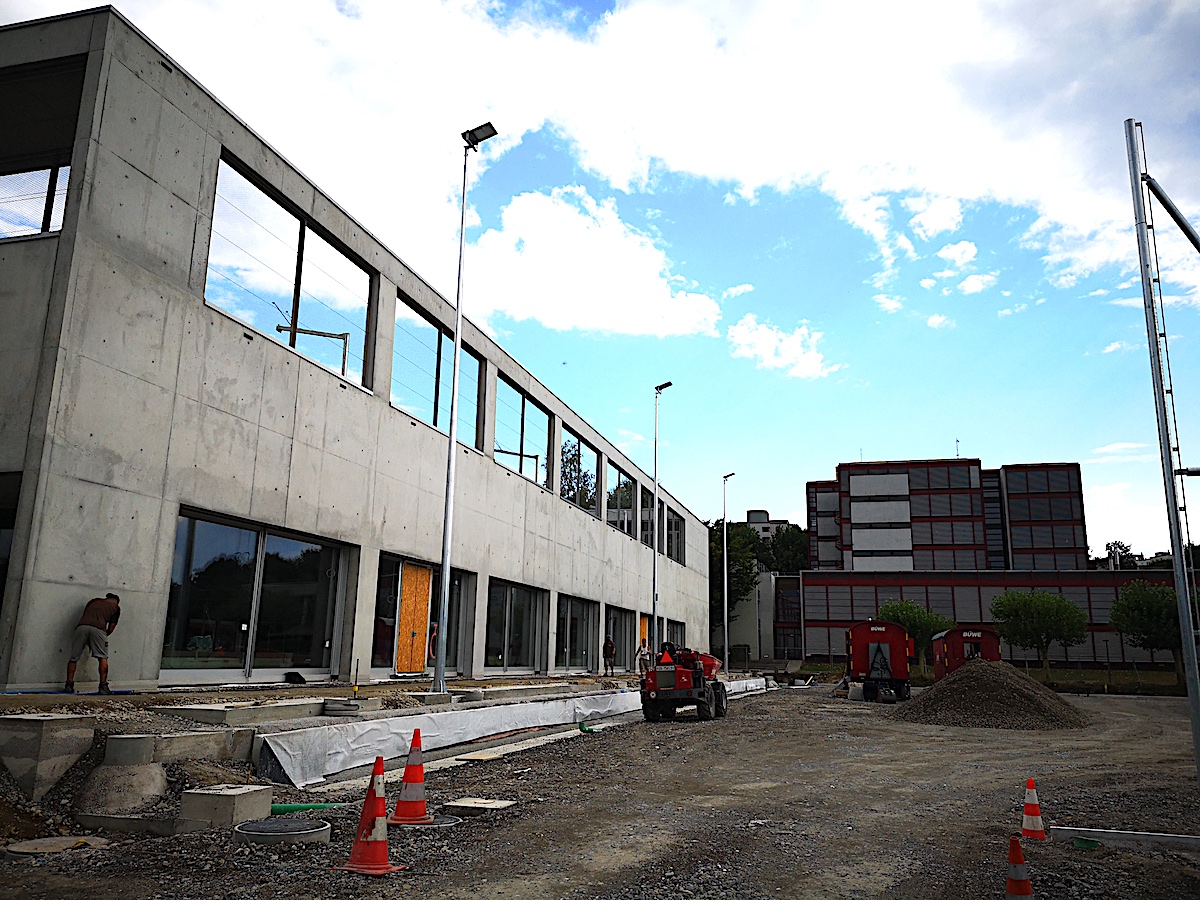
[1124,118,1200,780]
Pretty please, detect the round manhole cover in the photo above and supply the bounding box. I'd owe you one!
[5,836,110,861]
[234,818,331,845]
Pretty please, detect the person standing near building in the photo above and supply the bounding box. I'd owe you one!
[602,634,616,677]
[636,638,651,675]
[64,592,120,694]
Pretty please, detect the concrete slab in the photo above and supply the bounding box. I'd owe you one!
[0,714,96,800]
[1048,826,1200,850]
[455,750,505,762]
[442,798,516,816]
[180,784,272,827]
[147,697,382,726]
[448,683,597,703]
[155,728,254,763]
[4,835,110,861]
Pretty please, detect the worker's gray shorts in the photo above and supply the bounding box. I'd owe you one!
[69,625,108,661]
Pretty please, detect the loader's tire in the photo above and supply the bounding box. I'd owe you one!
[862,682,878,703]
[696,683,716,720]
[661,704,676,721]
[713,681,729,718]
[642,701,661,722]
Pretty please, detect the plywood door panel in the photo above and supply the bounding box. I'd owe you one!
[639,614,649,644]
[396,564,432,673]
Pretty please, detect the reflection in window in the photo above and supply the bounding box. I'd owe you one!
[555,594,598,670]
[606,464,635,537]
[666,619,686,648]
[640,486,654,547]
[391,298,482,448]
[485,579,544,669]
[163,512,340,672]
[605,605,635,669]
[494,377,549,488]
[204,157,370,384]
[560,427,598,514]
[0,167,70,238]
[666,508,685,564]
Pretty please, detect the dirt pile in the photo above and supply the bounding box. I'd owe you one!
[893,659,1087,730]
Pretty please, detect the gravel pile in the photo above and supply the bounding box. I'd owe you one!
[893,659,1087,730]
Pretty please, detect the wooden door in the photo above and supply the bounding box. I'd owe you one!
[396,564,432,674]
[639,614,649,644]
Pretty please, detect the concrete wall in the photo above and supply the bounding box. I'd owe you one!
[0,9,708,689]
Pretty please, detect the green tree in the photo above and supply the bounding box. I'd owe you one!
[761,524,809,574]
[876,599,953,677]
[1111,580,1184,685]
[990,589,1088,672]
[708,520,763,650]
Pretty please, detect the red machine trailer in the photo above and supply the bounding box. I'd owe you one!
[932,626,1001,680]
[640,643,728,721]
[845,620,913,702]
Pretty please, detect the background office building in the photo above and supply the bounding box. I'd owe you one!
[772,459,1170,666]
[0,8,708,690]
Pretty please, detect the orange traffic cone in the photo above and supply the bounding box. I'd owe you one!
[336,756,405,875]
[388,729,435,826]
[1005,835,1034,898]
[1021,778,1046,840]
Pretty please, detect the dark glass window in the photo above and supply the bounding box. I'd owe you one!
[666,508,685,563]
[560,427,599,514]
[606,464,636,537]
[494,378,550,487]
[485,579,544,669]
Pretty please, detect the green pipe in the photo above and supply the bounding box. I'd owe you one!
[270,802,347,814]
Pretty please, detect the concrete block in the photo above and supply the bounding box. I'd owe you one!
[0,714,96,800]
[180,784,272,827]
[105,734,155,766]
[153,729,253,764]
[442,798,515,816]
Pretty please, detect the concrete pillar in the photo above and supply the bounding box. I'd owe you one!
[369,275,397,396]
[548,415,562,497]
[343,545,377,684]
[480,360,497,459]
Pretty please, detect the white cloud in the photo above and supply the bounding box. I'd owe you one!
[726,314,841,378]
[998,302,1028,317]
[11,1,1199,308]
[1108,298,1144,308]
[919,278,937,290]
[1093,442,1147,454]
[905,196,963,241]
[926,314,954,329]
[1085,482,1167,555]
[895,233,917,260]
[997,308,1013,318]
[873,294,903,313]
[469,186,720,335]
[1088,288,1110,297]
[722,283,754,299]
[959,272,998,294]
[1102,340,1132,353]
[936,240,977,269]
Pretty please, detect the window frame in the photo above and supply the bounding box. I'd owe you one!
[493,375,551,489]
[559,425,599,515]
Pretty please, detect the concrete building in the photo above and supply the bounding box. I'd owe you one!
[0,8,708,690]
[776,457,1170,666]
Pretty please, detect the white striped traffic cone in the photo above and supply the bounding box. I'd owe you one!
[1005,835,1034,898]
[1021,777,1046,840]
[335,756,405,875]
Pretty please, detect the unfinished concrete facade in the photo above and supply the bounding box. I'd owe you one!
[0,7,708,690]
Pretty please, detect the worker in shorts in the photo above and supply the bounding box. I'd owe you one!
[636,638,652,675]
[602,634,616,677]
[64,592,121,695]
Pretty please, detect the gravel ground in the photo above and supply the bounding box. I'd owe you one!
[892,659,1088,729]
[2,689,1198,898]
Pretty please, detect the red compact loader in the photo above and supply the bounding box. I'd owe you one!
[640,643,728,721]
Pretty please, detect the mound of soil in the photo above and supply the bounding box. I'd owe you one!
[893,659,1087,730]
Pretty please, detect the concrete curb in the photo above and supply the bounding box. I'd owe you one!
[1049,826,1200,850]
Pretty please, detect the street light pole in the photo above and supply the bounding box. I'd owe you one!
[433,122,497,695]
[651,381,672,654]
[722,472,735,674]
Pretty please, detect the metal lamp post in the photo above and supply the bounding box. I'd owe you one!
[651,380,672,653]
[722,472,735,673]
[433,121,497,695]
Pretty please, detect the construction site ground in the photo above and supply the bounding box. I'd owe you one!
[3,686,1199,899]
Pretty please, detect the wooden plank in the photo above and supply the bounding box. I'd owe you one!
[396,564,431,674]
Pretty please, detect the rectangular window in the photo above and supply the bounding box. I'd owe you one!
[493,377,550,487]
[485,579,545,670]
[560,427,599,514]
[555,594,599,670]
[164,512,340,673]
[0,166,70,238]
[666,508,685,563]
[390,297,482,448]
[606,464,636,537]
[666,619,686,648]
[605,605,636,669]
[640,486,654,547]
[204,157,371,385]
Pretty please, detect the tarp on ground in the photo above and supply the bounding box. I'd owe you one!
[263,691,641,787]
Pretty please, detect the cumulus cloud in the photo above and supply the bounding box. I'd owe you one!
[936,241,978,269]
[958,272,998,294]
[726,314,841,378]
[997,302,1028,317]
[1102,340,1132,353]
[874,294,903,313]
[468,186,720,335]
[927,314,954,329]
[722,283,754,299]
[905,196,963,241]
[919,278,937,289]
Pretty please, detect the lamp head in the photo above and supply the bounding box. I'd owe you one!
[655,380,673,393]
[724,472,735,480]
[463,122,498,151]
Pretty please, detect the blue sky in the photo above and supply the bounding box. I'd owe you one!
[7,0,1200,555]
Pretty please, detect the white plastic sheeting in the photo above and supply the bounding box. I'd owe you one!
[263,691,640,787]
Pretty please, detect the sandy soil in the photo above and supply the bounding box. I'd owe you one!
[2,688,1198,899]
